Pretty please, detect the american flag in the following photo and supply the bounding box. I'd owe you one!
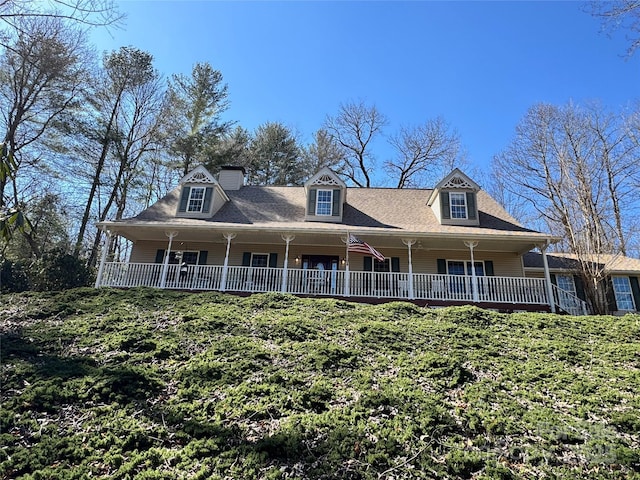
[348,234,385,262]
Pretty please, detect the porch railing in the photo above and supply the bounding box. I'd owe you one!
[552,284,589,316]
[98,262,560,308]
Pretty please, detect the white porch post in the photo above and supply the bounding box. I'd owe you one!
[539,242,556,313]
[343,233,350,296]
[402,239,416,299]
[464,241,480,302]
[220,232,236,291]
[160,231,178,289]
[281,234,295,292]
[94,229,112,287]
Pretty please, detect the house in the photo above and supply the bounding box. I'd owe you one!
[96,165,626,314]
[523,252,640,315]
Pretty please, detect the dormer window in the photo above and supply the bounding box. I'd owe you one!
[427,168,480,226]
[175,165,229,218]
[316,190,333,216]
[449,192,468,219]
[187,187,206,212]
[179,186,213,214]
[304,167,346,223]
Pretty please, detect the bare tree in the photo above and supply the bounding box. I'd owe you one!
[386,117,461,188]
[492,101,640,313]
[0,0,123,29]
[324,100,387,187]
[0,16,89,250]
[589,0,640,56]
[73,46,156,257]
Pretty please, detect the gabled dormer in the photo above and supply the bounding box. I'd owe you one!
[176,165,229,219]
[304,167,346,222]
[427,168,480,226]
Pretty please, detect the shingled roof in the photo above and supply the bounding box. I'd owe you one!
[523,252,640,274]
[119,184,548,238]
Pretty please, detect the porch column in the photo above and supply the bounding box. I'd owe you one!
[539,242,556,313]
[464,241,480,302]
[402,239,416,299]
[94,229,113,288]
[343,233,350,296]
[281,234,295,292]
[159,231,178,289]
[220,232,236,291]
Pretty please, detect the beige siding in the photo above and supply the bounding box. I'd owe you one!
[130,242,526,277]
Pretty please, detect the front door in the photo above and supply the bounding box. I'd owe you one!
[302,255,339,294]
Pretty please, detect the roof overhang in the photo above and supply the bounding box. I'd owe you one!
[98,220,559,254]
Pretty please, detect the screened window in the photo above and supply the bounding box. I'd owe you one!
[612,276,635,311]
[449,193,467,219]
[187,187,205,212]
[316,190,332,216]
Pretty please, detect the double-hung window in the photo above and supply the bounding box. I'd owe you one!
[449,192,467,219]
[187,187,206,212]
[612,276,635,311]
[556,275,576,296]
[316,190,332,216]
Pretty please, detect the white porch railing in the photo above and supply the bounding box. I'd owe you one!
[552,284,589,316]
[97,262,562,308]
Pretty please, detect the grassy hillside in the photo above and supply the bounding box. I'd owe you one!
[1,288,639,479]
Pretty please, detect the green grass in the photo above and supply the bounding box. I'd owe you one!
[1,288,639,479]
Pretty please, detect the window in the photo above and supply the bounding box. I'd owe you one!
[556,275,576,296]
[612,276,635,311]
[187,187,206,212]
[316,190,332,216]
[251,253,269,268]
[374,258,390,272]
[446,261,484,276]
[169,251,199,265]
[449,192,467,219]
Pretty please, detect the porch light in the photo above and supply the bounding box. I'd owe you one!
[341,257,346,264]
[295,256,300,263]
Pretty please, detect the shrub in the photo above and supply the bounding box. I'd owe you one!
[30,248,93,291]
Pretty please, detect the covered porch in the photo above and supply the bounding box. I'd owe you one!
[95,227,589,315]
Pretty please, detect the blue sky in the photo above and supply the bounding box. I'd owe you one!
[92,1,639,186]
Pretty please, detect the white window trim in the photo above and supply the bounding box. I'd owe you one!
[187,186,206,213]
[315,189,333,216]
[612,276,636,311]
[449,192,468,220]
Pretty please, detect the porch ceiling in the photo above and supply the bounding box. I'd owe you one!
[109,223,549,254]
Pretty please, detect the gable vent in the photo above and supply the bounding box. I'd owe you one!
[441,176,474,189]
[312,174,341,186]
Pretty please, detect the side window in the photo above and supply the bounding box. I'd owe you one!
[449,192,467,219]
[612,276,635,310]
[316,190,332,216]
[556,275,576,296]
[187,187,206,212]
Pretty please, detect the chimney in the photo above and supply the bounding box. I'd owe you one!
[218,166,245,190]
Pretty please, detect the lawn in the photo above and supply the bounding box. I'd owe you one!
[1,288,639,479]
